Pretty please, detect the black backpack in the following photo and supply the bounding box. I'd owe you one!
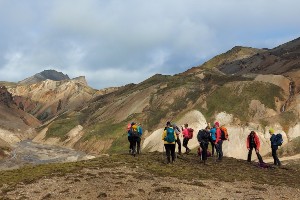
[274,134,283,146]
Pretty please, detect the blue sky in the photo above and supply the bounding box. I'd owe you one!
[0,0,299,89]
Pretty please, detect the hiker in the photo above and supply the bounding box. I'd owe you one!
[172,123,182,155]
[214,122,223,161]
[269,128,281,166]
[246,131,264,163]
[197,126,211,164]
[129,122,140,156]
[127,123,133,153]
[210,124,217,156]
[162,121,177,164]
[182,123,191,154]
[136,123,143,154]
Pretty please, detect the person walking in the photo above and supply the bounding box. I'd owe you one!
[182,123,191,154]
[172,123,182,155]
[162,121,177,164]
[269,128,281,166]
[246,131,264,163]
[214,122,223,161]
[129,122,139,157]
[127,123,133,154]
[136,123,143,154]
[210,124,217,156]
[197,126,211,164]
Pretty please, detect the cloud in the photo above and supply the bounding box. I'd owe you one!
[0,0,300,89]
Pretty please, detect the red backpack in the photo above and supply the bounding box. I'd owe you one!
[187,128,194,139]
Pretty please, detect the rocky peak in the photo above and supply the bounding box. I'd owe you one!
[0,86,15,107]
[72,76,88,85]
[19,69,70,85]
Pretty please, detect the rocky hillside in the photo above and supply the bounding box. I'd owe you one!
[8,76,97,122]
[32,37,300,158]
[0,86,41,158]
[19,69,70,85]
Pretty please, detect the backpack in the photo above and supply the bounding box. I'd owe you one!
[220,126,229,140]
[130,126,139,137]
[187,128,194,139]
[274,133,283,146]
[164,127,175,143]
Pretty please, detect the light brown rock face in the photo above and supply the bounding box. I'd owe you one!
[8,77,97,121]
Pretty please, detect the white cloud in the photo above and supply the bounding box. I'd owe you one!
[0,0,300,88]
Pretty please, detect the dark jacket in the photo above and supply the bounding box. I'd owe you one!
[197,129,210,144]
[270,134,278,149]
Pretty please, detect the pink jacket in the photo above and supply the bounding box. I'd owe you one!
[182,128,189,138]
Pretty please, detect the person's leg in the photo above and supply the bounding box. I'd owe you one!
[164,144,171,163]
[272,147,277,165]
[132,137,138,156]
[170,144,176,162]
[256,151,264,163]
[211,141,215,156]
[186,138,190,152]
[176,138,182,154]
[247,147,254,162]
[128,136,133,153]
[183,138,188,152]
[218,140,223,160]
[272,147,281,166]
[200,143,208,161]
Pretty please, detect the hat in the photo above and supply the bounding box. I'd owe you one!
[269,128,274,134]
[131,122,135,125]
[214,122,220,127]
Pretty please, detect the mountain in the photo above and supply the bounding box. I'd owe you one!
[218,37,300,75]
[0,86,41,156]
[19,69,70,85]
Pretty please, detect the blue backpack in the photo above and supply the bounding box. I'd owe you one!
[275,134,283,146]
[164,127,175,143]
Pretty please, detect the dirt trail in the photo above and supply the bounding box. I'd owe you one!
[263,154,300,164]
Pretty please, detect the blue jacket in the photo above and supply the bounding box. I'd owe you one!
[270,134,278,149]
[138,126,143,136]
[210,128,216,141]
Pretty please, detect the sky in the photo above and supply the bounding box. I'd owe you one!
[0,0,300,89]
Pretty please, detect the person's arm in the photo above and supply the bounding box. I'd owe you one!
[255,135,260,152]
[246,135,250,150]
[162,130,167,140]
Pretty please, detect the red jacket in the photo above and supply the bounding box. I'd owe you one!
[246,133,260,150]
[215,128,222,144]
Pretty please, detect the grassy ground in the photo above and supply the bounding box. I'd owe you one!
[0,152,299,190]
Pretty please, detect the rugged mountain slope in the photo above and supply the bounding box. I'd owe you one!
[8,76,98,122]
[0,86,41,158]
[19,69,70,85]
[183,46,264,75]
[218,37,300,75]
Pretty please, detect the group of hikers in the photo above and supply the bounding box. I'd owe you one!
[127,121,283,166]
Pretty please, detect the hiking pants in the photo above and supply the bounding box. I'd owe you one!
[247,145,263,163]
[176,137,182,154]
[210,140,216,156]
[271,146,281,166]
[136,137,141,154]
[183,138,190,152]
[128,136,133,152]
[164,144,176,163]
[200,142,209,161]
[131,136,139,155]
[215,140,223,160]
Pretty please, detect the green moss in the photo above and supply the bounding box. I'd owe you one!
[204,82,284,122]
[278,111,298,133]
[45,113,80,141]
